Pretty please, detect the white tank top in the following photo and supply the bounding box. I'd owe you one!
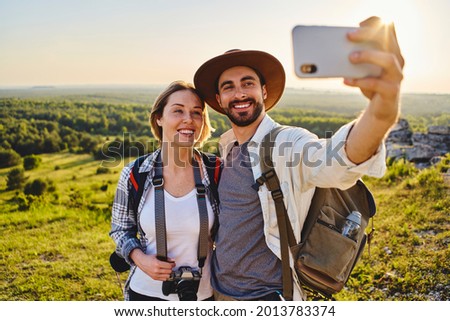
[130,187,214,300]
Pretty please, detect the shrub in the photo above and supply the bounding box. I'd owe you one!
[96,167,111,174]
[12,192,32,211]
[23,155,42,170]
[0,148,21,168]
[23,178,56,196]
[6,167,27,190]
[383,158,418,183]
[24,178,47,196]
[436,153,449,173]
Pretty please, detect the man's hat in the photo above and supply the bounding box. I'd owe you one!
[194,49,286,115]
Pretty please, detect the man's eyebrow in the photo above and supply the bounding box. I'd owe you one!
[241,75,257,82]
[219,75,257,90]
[219,80,233,90]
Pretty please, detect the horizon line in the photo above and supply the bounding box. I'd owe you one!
[0,84,448,95]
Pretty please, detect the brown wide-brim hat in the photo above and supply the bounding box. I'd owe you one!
[194,49,286,115]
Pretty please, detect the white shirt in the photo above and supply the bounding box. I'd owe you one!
[130,187,214,300]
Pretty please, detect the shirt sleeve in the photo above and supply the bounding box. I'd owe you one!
[331,121,387,177]
[109,163,143,265]
[284,121,386,191]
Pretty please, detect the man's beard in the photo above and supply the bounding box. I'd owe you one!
[225,98,264,127]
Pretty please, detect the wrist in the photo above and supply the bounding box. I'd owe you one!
[129,248,145,265]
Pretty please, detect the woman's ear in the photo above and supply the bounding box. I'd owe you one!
[156,118,162,126]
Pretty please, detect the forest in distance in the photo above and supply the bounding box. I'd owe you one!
[1,86,449,163]
[0,86,449,301]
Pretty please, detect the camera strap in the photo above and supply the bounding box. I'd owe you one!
[153,152,209,269]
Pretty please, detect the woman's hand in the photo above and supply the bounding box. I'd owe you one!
[130,249,176,281]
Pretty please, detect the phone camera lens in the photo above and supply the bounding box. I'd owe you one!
[300,64,317,74]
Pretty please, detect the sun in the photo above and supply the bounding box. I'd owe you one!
[348,0,439,92]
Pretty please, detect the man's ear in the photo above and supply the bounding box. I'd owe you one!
[262,85,268,100]
[215,94,222,108]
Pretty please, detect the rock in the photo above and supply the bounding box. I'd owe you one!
[387,119,413,144]
[386,146,407,160]
[406,143,437,162]
[428,126,449,135]
[386,119,450,168]
[413,133,450,150]
[430,156,443,165]
[390,118,411,132]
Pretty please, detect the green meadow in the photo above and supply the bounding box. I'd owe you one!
[0,153,126,300]
[1,89,449,301]
[2,153,448,301]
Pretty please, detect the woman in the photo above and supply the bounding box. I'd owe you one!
[110,81,219,301]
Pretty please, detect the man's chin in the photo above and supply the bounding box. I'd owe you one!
[227,101,263,126]
[227,111,261,127]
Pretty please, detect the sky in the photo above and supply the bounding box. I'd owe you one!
[0,0,449,93]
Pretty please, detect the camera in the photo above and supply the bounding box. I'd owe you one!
[162,266,201,301]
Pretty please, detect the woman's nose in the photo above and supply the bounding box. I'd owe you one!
[183,113,193,123]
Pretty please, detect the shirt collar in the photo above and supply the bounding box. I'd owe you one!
[138,149,161,173]
[218,114,279,157]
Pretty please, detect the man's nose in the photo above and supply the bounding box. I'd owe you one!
[235,87,247,99]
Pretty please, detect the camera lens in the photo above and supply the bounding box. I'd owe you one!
[300,64,317,74]
[176,280,198,301]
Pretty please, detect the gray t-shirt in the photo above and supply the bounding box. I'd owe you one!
[211,142,282,299]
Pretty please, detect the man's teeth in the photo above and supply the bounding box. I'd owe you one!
[179,130,194,135]
[234,102,251,109]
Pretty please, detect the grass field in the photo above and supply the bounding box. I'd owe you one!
[1,152,449,301]
[0,153,127,300]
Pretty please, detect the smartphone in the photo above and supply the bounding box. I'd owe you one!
[292,25,382,79]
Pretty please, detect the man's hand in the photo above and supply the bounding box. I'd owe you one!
[344,16,405,164]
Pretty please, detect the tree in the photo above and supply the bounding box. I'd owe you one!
[0,148,21,168]
[6,168,27,190]
[23,155,42,170]
[24,178,47,196]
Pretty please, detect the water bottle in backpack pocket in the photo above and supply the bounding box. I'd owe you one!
[293,184,374,298]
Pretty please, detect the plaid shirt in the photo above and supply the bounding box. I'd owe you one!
[109,149,220,300]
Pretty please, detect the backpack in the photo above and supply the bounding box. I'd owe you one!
[109,150,222,273]
[256,126,376,300]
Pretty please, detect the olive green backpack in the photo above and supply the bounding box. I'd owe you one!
[256,126,376,300]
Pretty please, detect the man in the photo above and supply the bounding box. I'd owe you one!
[194,17,404,300]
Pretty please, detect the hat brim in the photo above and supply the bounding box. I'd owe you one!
[194,50,285,115]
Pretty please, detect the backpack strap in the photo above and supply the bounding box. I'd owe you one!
[201,152,222,240]
[256,126,297,301]
[201,152,222,200]
[152,153,167,262]
[153,152,210,269]
[129,154,151,221]
[110,153,151,274]
[193,157,209,268]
